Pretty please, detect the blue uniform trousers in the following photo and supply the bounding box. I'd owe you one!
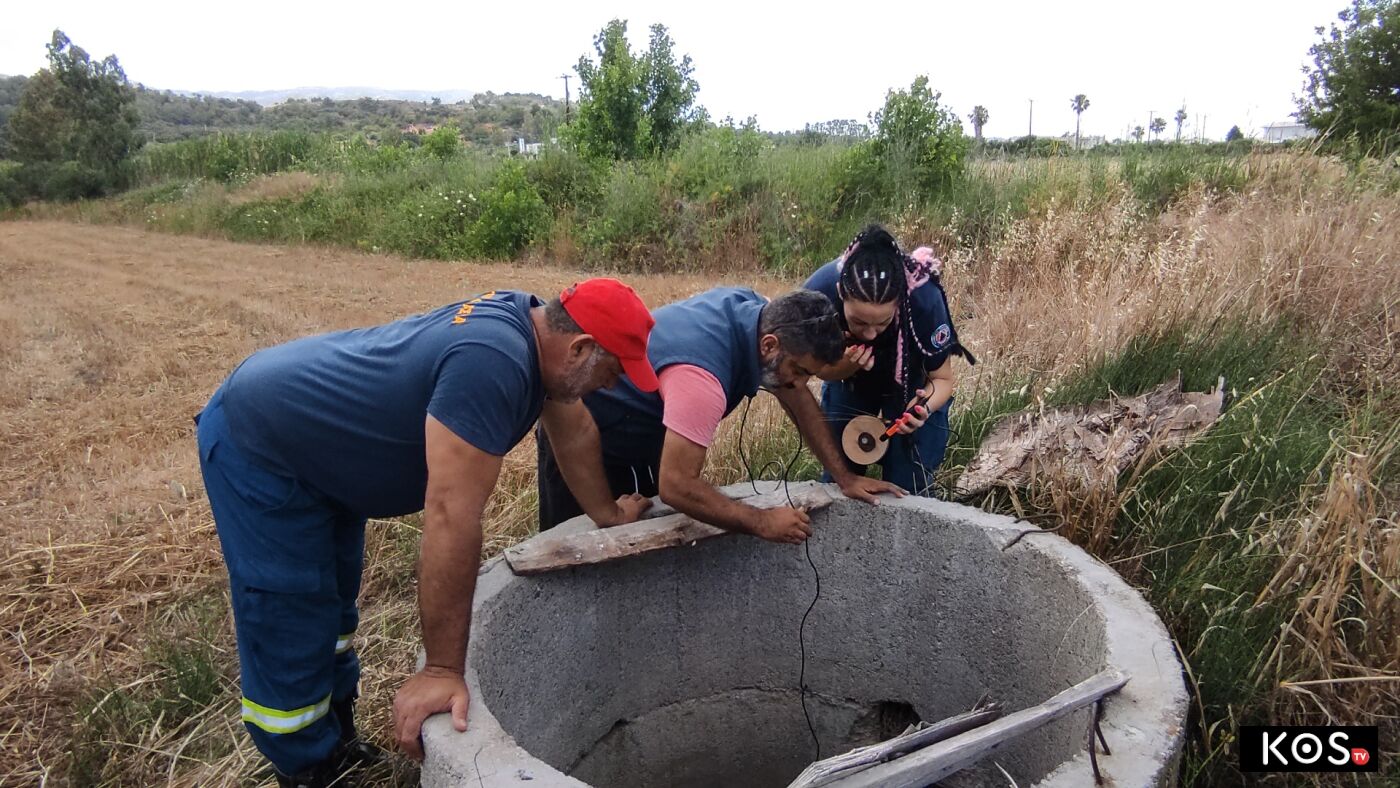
[195,388,365,775]
[819,380,952,496]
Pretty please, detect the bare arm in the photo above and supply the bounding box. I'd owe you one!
[540,399,650,526]
[392,415,500,760]
[657,430,812,544]
[817,344,874,382]
[896,357,957,434]
[925,356,956,412]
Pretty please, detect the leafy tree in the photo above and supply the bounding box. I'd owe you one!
[1225,124,1244,142]
[421,124,461,158]
[6,71,65,163]
[1150,116,1168,140]
[969,105,989,142]
[0,75,29,155]
[1174,106,1188,142]
[868,75,968,200]
[641,23,699,155]
[802,119,870,141]
[571,20,649,160]
[1132,125,1145,143]
[7,29,140,191]
[1297,0,1400,145]
[569,19,701,160]
[1071,94,1090,149]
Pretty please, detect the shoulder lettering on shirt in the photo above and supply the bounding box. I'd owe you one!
[451,291,498,325]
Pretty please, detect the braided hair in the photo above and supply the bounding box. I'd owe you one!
[835,224,940,403]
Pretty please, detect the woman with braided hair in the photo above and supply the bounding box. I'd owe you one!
[803,224,974,495]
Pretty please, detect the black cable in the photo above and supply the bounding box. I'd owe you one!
[738,395,821,760]
[740,392,964,762]
[798,537,822,761]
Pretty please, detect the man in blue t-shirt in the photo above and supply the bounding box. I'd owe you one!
[196,279,658,787]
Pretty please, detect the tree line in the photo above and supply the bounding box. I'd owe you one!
[2,1,1396,205]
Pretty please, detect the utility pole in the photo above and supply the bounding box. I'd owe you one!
[1148,110,1155,141]
[1028,98,1034,138]
[559,74,572,122]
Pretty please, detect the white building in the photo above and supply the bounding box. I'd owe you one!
[1261,123,1316,143]
[1058,132,1108,150]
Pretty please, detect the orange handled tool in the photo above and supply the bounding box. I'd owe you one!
[881,388,935,440]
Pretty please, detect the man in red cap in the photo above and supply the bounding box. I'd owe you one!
[195,279,656,787]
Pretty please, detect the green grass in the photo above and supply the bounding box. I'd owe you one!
[1120,146,1251,211]
[941,320,1385,784]
[69,587,236,784]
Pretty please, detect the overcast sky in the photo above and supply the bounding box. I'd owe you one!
[1,0,1341,140]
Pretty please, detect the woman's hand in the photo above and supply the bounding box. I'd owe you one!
[835,343,875,376]
[895,384,934,435]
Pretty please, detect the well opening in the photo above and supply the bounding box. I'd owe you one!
[427,485,1187,788]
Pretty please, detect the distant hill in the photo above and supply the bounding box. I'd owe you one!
[0,74,564,149]
[192,86,477,105]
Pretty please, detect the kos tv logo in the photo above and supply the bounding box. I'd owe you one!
[1239,726,1378,772]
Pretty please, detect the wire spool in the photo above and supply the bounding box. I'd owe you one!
[841,415,890,465]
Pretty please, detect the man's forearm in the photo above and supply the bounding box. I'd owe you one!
[545,414,623,525]
[774,384,856,484]
[417,499,483,674]
[660,473,761,534]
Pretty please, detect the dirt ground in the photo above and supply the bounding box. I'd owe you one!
[0,221,786,782]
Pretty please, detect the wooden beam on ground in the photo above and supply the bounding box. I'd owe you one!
[504,485,836,575]
[825,669,1129,788]
[787,705,1004,788]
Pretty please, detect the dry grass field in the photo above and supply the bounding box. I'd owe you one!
[0,222,785,785]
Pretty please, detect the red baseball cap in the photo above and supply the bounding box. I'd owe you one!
[559,278,659,392]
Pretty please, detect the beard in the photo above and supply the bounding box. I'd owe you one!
[556,347,604,402]
[759,349,786,390]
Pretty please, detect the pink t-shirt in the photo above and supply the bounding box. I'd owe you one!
[658,364,727,448]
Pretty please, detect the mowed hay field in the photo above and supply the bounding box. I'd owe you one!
[0,222,783,785]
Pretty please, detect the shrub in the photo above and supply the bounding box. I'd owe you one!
[467,161,551,258]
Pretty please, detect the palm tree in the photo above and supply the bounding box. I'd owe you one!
[969,105,989,143]
[1132,125,1145,143]
[1071,94,1090,149]
[1174,106,1188,142]
[1150,117,1168,141]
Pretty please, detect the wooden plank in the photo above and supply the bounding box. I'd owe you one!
[505,486,836,575]
[827,669,1129,788]
[787,705,1003,788]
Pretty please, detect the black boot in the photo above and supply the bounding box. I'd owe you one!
[331,695,386,770]
[273,757,341,788]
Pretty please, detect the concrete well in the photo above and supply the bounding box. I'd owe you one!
[423,483,1188,787]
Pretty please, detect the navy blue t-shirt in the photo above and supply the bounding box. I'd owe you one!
[220,290,544,517]
[804,259,961,402]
